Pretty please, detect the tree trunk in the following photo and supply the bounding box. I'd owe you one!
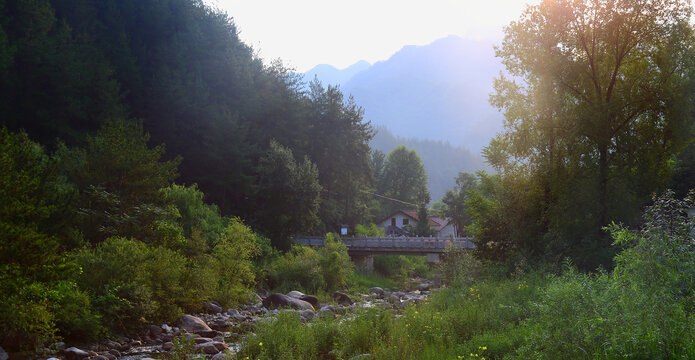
[598,144,608,234]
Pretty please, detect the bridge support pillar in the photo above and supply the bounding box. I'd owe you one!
[351,254,374,272]
[426,253,440,264]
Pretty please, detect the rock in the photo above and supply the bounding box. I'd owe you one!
[129,340,142,347]
[369,287,385,296]
[178,314,212,332]
[393,291,406,299]
[207,301,223,314]
[388,294,400,304]
[107,349,121,358]
[332,291,354,305]
[148,324,163,338]
[349,354,373,360]
[211,350,234,360]
[100,352,116,360]
[0,346,7,360]
[418,283,430,292]
[299,294,320,307]
[227,308,240,316]
[300,309,315,321]
[92,355,109,360]
[64,347,89,360]
[195,337,214,344]
[262,293,315,311]
[195,342,223,354]
[257,288,268,297]
[162,323,173,333]
[162,342,174,351]
[197,329,220,338]
[286,290,305,298]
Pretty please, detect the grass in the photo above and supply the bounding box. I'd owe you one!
[350,272,399,292]
[232,269,695,360]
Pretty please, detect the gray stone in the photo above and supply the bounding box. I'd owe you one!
[149,324,163,338]
[418,283,430,292]
[368,287,384,296]
[299,294,320,307]
[388,294,400,304]
[195,342,223,354]
[92,356,109,360]
[211,349,234,360]
[178,314,212,332]
[107,349,121,358]
[226,308,240,316]
[300,309,315,321]
[331,291,354,305]
[162,323,173,333]
[64,347,89,360]
[0,346,7,360]
[262,293,315,311]
[207,301,223,314]
[162,342,174,351]
[286,290,305,298]
[197,329,220,338]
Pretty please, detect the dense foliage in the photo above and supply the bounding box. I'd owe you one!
[0,0,375,242]
[471,0,695,269]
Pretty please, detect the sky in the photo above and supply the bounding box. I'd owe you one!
[208,0,540,72]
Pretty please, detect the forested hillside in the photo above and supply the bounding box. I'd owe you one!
[370,126,487,202]
[0,0,375,240]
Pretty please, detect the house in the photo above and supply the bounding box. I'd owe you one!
[376,210,458,237]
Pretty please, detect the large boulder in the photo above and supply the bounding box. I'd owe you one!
[286,290,305,298]
[332,291,354,305]
[64,347,89,360]
[299,294,320,308]
[262,293,315,311]
[178,314,212,333]
[369,287,385,296]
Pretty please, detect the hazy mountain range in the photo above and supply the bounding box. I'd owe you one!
[304,35,505,152]
[304,35,502,201]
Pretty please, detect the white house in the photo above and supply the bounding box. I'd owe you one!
[376,210,458,237]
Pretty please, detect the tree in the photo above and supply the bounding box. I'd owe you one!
[255,140,322,250]
[441,172,478,236]
[489,0,695,267]
[61,118,181,245]
[413,203,434,236]
[378,145,430,216]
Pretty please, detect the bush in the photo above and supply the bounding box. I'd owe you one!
[73,237,188,332]
[318,233,353,290]
[438,244,482,287]
[268,245,323,293]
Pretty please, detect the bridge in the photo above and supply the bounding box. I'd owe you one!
[294,236,475,271]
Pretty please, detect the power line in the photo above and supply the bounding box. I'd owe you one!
[359,189,418,207]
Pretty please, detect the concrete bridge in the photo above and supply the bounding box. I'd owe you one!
[294,236,475,271]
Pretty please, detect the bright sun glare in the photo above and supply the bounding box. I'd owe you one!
[209,0,538,72]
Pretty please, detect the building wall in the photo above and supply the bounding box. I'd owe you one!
[436,223,457,238]
[376,213,414,233]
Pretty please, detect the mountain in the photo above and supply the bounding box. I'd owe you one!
[305,35,505,153]
[303,60,371,88]
[370,126,490,203]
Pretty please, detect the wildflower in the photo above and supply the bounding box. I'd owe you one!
[259,342,263,346]
[482,346,487,350]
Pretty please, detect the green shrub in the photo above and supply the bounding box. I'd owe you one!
[73,237,188,332]
[318,233,353,290]
[373,255,431,282]
[438,244,482,287]
[269,246,323,293]
[207,218,260,306]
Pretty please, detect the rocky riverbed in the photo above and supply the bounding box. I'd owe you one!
[28,279,434,360]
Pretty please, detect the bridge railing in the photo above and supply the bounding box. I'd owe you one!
[294,236,476,250]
